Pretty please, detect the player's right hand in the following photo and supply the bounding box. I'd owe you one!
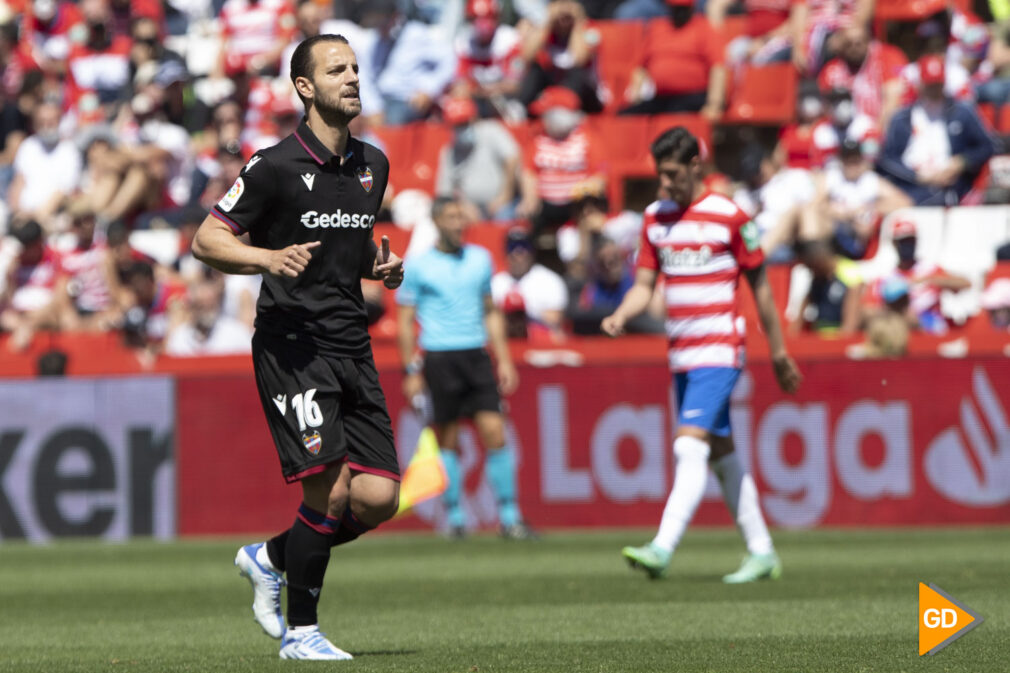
[772,354,802,395]
[601,314,626,337]
[265,241,321,278]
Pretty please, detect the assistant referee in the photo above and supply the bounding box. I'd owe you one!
[192,34,404,661]
[396,197,535,540]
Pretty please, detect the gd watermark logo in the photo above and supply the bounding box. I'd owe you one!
[918,583,983,655]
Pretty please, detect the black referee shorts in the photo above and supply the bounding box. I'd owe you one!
[423,348,502,425]
[252,332,400,484]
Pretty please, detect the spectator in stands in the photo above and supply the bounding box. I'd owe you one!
[20,0,83,68]
[567,235,664,336]
[556,178,642,284]
[863,219,970,335]
[453,0,525,120]
[621,0,726,120]
[519,86,600,236]
[519,0,603,114]
[854,278,911,358]
[976,22,1010,116]
[0,219,62,350]
[88,67,193,223]
[982,277,1010,333]
[792,0,875,76]
[374,11,457,125]
[215,0,296,104]
[107,219,155,287]
[800,138,911,260]
[165,271,252,356]
[7,100,82,227]
[878,55,1000,206]
[491,227,568,342]
[811,62,879,167]
[121,260,186,352]
[65,0,133,107]
[436,95,523,222]
[790,239,863,336]
[775,82,830,170]
[715,0,802,69]
[733,143,815,263]
[819,24,907,133]
[54,198,123,331]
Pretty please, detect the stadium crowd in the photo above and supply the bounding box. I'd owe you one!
[1,0,1009,363]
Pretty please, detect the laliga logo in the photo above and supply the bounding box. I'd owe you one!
[300,210,376,229]
[924,368,1010,506]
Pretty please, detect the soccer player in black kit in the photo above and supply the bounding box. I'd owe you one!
[192,35,405,660]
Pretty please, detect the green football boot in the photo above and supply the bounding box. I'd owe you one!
[722,552,782,584]
[621,543,671,579]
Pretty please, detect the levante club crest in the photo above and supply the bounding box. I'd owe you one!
[356,167,373,193]
[302,431,322,455]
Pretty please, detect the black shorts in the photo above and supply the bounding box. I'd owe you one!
[252,332,400,484]
[423,348,502,425]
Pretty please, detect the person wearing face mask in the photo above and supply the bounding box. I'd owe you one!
[878,54,1000,206]
[20,0,83,67]
[518,86,601,238]
[863,219,970,335]
[818,24,907,133]
[7,101,82,225]
[621,0,727,121]
[435,95,523,222]
[64,0,135,107]
[811,62,879,168]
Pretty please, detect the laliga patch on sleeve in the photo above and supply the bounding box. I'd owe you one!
[741,220,760,252]
[218,177,244,212]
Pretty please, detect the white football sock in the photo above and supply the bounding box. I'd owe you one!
[652,435,710,553]
[712,452,774,556]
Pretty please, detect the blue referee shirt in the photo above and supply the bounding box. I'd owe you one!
[396,244,492,352]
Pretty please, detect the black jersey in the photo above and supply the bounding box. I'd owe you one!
[211,119,389,357]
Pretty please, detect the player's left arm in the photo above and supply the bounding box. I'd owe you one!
[745,265,801,394]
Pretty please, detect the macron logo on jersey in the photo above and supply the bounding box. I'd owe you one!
[300,210,376,229]
[301,173,315,191]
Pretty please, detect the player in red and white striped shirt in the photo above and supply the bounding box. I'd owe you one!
[603,126,801,583]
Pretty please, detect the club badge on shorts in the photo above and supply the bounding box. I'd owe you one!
[302,431,322,455]
[356,167,373,193]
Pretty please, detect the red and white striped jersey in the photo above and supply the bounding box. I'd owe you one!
[525,127,598,205]
[636,192,764,372]
[220,0,296,73]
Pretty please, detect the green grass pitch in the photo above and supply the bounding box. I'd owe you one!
[1,527,1007,672]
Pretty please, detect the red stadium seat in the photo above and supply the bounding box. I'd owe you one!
[371,124,416,192]
[592,20,646,114]
[999,106,1010,135]
[409,123,452,194]
[723,63,797,125]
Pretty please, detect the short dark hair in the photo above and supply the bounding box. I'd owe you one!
[650,126,700,165]
[431,196,458,221]
[289,34,350,109]
[125,260,155,283]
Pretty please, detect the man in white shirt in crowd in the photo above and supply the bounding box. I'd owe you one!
[7,101,82,226]
[491,228,568,341]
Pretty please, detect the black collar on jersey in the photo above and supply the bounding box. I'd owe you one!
[293,117,355,167]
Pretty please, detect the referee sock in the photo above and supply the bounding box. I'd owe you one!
[652,436,710,554]
[485,446,520,528]
[712,452,774,556]
[286,505,339,627]
[331,509,373,547]
[441,450,465,529]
